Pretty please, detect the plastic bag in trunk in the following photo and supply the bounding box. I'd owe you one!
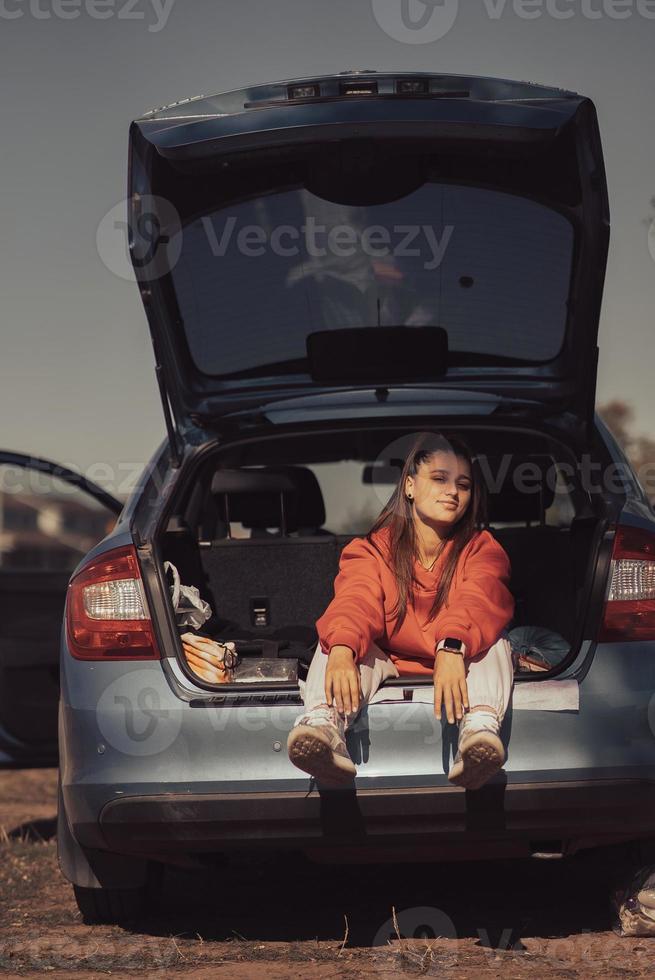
[164,560,212,629]
[164,561,235,681]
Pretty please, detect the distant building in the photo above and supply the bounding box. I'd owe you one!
[0,492,112,570]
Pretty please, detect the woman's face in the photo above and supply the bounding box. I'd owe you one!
[405,451,472,530]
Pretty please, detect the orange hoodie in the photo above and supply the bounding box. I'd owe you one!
[316,526,514,675]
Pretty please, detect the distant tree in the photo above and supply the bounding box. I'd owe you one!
[598,400,655,504]
[598,400,632,448]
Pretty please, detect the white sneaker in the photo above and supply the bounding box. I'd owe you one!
[447,710,505,790]
[287,704,356,784]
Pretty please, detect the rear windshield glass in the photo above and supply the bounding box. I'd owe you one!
[168,184,574,377]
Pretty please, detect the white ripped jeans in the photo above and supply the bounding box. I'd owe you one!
[299,635,516,730]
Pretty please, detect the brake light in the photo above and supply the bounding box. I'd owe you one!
[599,525,655,642]
[66,545,160,660]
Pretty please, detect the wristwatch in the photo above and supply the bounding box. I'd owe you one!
[437,637,467,657]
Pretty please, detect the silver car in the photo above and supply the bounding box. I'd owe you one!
[3,72,654,925]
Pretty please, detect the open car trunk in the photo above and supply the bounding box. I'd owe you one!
[131,73,612,685]
[153,422,611,695]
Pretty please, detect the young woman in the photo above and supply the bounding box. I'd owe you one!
[287,432,516,791]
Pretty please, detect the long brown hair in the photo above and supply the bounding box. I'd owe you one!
[366,432,487,636]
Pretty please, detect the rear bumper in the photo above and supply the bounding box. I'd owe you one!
[94,778,655,860]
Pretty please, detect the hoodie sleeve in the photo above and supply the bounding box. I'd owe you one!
[434,531,514,659]
[316,536,386,662]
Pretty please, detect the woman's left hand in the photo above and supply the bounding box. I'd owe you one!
[434,648,469,723]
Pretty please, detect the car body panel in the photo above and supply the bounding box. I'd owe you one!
[128,72,609,445]
[58,637,655,855]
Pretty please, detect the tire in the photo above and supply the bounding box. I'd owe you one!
[73,883,148,924]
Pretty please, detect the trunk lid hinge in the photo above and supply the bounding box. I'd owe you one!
[154,361,183,468]
[585,345,600,444]
[141,287,183,468]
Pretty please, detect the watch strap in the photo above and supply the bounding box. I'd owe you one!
[437,636,467,656]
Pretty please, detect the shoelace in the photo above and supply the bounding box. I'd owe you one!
[295,704,342,731]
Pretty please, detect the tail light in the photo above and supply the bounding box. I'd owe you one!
[66,545,160,660]
[599,525,655,642]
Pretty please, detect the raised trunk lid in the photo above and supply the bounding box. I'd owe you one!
[128,72,609,450]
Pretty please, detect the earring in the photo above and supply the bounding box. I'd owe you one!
[406,495,413,501]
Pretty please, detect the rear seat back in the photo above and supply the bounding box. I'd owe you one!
[483,455,576,640]
[264,465,330,535]
[202,468,341,655]
[200,536,341,653]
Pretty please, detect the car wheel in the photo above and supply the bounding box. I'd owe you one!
[73,882,148,924]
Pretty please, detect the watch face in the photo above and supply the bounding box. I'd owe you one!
[443,638,463,651]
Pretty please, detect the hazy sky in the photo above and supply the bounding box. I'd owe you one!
[2,0,654,496]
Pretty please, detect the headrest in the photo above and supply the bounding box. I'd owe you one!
[479,455,556,524]
[210,467,326,533]
[211,470,296,495]
[264,466,326,529]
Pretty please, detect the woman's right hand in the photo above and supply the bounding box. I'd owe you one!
[434,648,469,723]
[325,645,361,717]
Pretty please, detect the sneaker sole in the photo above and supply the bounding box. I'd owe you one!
[448,731,505,791]
[287,726,356,784]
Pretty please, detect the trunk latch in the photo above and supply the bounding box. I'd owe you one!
[250,597,270,627]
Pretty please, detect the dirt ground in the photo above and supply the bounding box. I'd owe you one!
[1,769,655,978]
